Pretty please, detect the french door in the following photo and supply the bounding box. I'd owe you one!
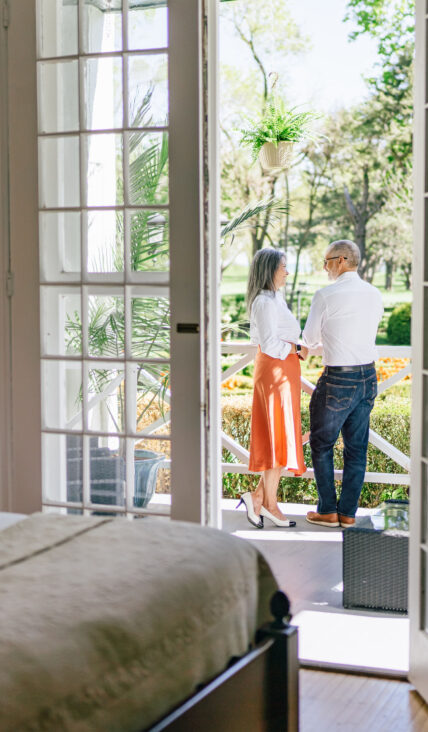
[2,0,220,525]
[409,0,428,704]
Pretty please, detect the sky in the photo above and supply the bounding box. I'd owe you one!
[220,0,380,113]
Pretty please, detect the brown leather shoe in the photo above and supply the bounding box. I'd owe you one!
[306,511,339,527]
[339,514,355,528]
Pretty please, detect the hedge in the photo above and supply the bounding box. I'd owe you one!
[222,392,410,507]
[387,302,411,345]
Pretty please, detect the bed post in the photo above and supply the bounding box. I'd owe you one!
[257,591,299,732]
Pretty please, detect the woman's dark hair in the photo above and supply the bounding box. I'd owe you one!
[247,247,285,314]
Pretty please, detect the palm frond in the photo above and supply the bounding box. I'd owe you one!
[221,198,289,239]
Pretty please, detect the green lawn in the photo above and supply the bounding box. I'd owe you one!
[221,266,412,309]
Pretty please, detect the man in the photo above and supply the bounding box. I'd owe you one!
[302,240,383,528]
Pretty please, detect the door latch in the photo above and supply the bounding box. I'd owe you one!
[176,323,200,334]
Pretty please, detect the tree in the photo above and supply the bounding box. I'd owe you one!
[286,143,332,307]
[345,0,414,177]
[366,182,413,289]
[342,1,414,279]
[312,108,390,279]
[219,0,309,262]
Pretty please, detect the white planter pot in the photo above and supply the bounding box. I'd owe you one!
[258,140,294,175]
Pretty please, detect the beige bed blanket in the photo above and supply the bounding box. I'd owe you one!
[0,513,278,731]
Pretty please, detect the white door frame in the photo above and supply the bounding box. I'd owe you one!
[0,0,13,512]
[409,0,428,704]
[169,0,221,525]
[3,0,41,514]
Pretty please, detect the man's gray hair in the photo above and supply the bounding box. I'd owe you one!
[247,247,285,314]
[327,240,360,268]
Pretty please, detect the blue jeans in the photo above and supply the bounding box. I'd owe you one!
[309,364,377,518]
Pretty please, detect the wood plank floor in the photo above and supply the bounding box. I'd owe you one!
[300,669,428,732]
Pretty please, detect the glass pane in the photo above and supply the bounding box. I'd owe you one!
[37,0,78,58]
[133,438,169,509]
[86,210,124,273]
[83,57,123,130]
[81,0,122,54]
[131,296,170,358]
[41,286,82,356]
[38,60,79,133]
[127,362,171,435]
[39,136,80,208]
[128,54,168,127]
[128,1,168,50]
[87,364,125,433]
[89,435,125,508]
[129,209,169,272]
[39,211,81,281]
[42,360,82,430]
[87,294,125,358]
[42,433,81,504]
[127,131,168,206]
[84,134,123,206]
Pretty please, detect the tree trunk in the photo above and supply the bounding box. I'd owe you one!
[287,246,303,311]
[251,177,276,256]
[402,263,412,290]
[281,175,290,257]
[343,184,367,276]
[384,259,394,290]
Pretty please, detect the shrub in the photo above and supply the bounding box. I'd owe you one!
[387,303,411,345]
[222,392,410,507]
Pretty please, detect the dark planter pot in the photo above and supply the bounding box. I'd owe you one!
[134,449,165,508]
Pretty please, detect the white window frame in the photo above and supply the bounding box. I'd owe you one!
[0,0,221,526]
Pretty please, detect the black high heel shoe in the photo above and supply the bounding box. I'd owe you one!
[236,492,264,529]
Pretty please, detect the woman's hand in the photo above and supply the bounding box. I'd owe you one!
[298,345,309,360]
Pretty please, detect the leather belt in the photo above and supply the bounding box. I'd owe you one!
[325,362,375,374]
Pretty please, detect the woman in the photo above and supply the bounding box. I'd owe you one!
[237,248,308,528]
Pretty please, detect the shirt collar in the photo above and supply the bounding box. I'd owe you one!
[336,271,359,282]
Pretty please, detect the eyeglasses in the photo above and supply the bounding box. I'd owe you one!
[323,256,348,266]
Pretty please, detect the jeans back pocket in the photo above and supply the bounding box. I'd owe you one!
[326,382,357,411]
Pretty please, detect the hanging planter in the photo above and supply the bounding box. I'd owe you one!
[240,99,321,177]
[258,140,294,175]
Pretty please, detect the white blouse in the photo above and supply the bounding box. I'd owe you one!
[250,289,301,360]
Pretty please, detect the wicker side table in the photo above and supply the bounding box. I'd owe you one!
[343,526,408,613]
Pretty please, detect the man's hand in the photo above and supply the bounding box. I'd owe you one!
[298,345,309,360]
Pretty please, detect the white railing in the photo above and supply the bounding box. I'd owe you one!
[67,343,411,488]
[221,343,411,486]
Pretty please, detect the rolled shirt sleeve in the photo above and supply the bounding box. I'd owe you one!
[252,297,292,360]
[302,290,325,349]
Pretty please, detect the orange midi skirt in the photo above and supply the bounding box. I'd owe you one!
[248,349,306,475]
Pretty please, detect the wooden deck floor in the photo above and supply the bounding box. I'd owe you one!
[300,669,428,732]
[222,499,409,675]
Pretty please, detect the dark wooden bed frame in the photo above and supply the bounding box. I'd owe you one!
[147,591,299,732]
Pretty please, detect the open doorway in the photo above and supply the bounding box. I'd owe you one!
[218,0,415,678]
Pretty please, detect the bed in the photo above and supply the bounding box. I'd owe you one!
[0,513,298,731]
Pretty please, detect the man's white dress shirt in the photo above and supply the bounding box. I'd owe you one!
[250,289,301,360]
[302,271,383,366]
